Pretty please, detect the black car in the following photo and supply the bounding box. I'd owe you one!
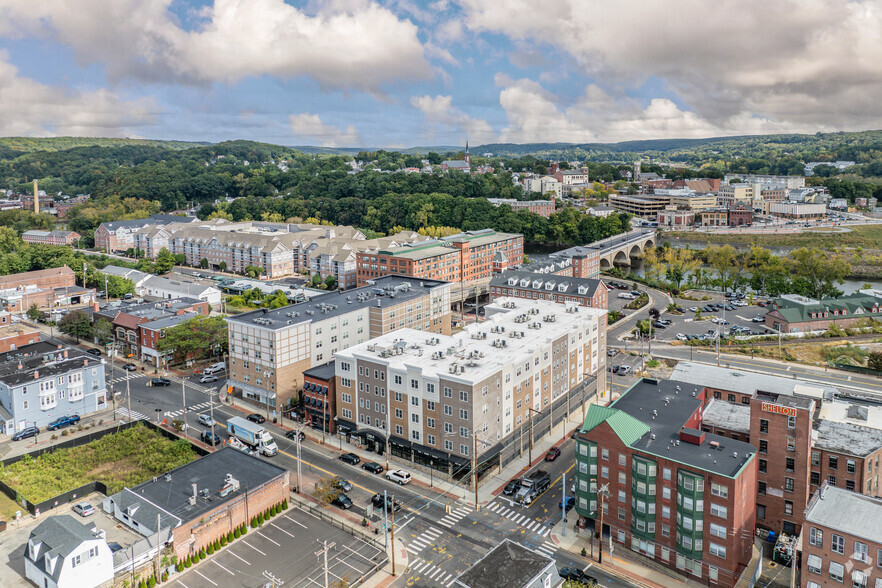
[122,363,137,371]
[246,413,266,424]
[200,430,221,446]
[47,414,80,431]
[371,493,400,513]
[503,479,522,496]
[363,461,384,474]
[151,378,171,387]
[285,430,305,442]
[558,567,597,586]
[86,348,102,357]
[332,493,353,509]
[339,452,361,465]
[11,426,39,441]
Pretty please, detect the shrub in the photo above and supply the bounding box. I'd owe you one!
[207,544,214,555]
[240,523,247,535]
[227,530,233,542]
[282,499,288,510]
[51,434,58,440]
[257,513,264,525]
[215,539,220,550]
[148,575,156,587]
[581,547,587,557]
[199,549,206,560]
[61,429,69,437]
[184,555,191,568]
[221,535,228,546]
[176,562,183,573]
[251,517,258,529]
[161,572,168,583]
[234,527,240,539]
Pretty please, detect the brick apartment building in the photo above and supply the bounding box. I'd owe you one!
[0,323,41,353]
[486,198,557,218]
[138,312,198,367]
[21,230,81,246]
[765,292,882,334]
[356,229,523,286]
[574,377,757,588]
[104,448,289,561]
[801,483,882,588]
[302,361,336,434]
[489,270,608,310]
[94,215,196,253]
[547,246,602,279]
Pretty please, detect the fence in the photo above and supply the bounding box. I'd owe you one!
[834,362,882,377]
[0,420,208,515]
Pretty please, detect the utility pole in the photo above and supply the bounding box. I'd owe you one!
[209,390,216,450]
[473,432,478,510]
[390,496,396,576]
[126,368,132,423]
[296,432,302,492]
[154,513,161,579]
[597,483,609,565]
[527,407,541,467]
[561,472,567,537]
[263,571,284,588]
[315,540,335,588]
[181,377,188,433]
[383,490,389,549]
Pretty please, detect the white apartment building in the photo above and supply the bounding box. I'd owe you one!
[335,297,607,479]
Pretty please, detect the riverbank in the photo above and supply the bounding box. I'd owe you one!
[663,224,882,249]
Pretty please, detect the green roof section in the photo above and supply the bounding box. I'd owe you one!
[769,293,882,324]
[580,404,650,447]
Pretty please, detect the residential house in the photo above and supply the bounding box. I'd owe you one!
[23,515,113,588]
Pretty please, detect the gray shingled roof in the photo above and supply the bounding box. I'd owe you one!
[804,484,882,543]
[26,515,100,581]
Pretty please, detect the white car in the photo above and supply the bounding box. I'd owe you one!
[197,413,214,427]
[676,333,688,341]
[200,374,218,383]
[385,469,412,485]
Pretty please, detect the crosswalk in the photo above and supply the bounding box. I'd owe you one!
[437,505,471,528]
[405,526,443,556]
[486,501,552,537]
[164,401,216,418]
[534,539,559,558]
[408,557,456,587]
[115,407,149,421]
[108,373,147,386]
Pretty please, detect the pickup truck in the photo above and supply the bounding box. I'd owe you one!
[515,470,551,505]
[226,416,278,456]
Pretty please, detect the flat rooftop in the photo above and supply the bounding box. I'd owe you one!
[702,398,751,433]
[454,539,553,588]
[805,484,882,542]
[670,362,834,400]
[0,342,99,387]
[813,420,882,457]
[226,275,449,331]
[611,378,756,478]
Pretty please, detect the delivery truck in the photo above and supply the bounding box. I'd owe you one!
[226,416,278,456]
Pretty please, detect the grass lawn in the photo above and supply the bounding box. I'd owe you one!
[666,225,882,250]
[0,424,198,504]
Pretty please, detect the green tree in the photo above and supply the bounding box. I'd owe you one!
[26,304,41,321]
[219,261,227,272]
[157,316,228,363]
[154,248,176,274]
[787,247,850,299]
[94,318,114,345]
[662,247,700,291]
[200,258,209,269]
[58,310,93,342]
[868,351,882,372]
[706,244,747,293]
[747,245,788,296]
[324,275,337,290]
[0,226,20,253]
[312,478,341,504]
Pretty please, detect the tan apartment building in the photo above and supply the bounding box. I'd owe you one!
[486,198,557,218]
[94,215,196,252]
[226,276,451,412]
[334,297,607,480]
[717,184,755,207]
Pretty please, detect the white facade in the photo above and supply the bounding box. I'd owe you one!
[24,518,114,588]
[142,276,222,306]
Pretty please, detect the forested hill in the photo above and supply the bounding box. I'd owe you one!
[0,136,205,154]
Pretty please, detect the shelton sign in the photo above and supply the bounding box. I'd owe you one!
[761,402,797,417]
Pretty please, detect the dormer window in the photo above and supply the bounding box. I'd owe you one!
[544,282,554,291]
[558,284,567,292]
[578,286,588,295]
[520,279,529,288]
[532,280,542,289]
[508,278,517,286]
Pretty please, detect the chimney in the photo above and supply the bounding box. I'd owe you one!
[192,483,198,500]
[33,179,38,214]
[93,301,100,312]
[57,344,62,350]
[63,350,68,358]
[17,363,22,370]
[83,359,88,366]
[33,371,39,379]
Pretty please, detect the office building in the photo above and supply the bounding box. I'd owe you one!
[335,297,606,478]
[765,293,882,334]
[574,377,758,588]
[226,276,451,410]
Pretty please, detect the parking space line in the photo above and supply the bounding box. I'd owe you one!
[212,560,235,576]
[289,510,310,526]
[242,541,267,556]
[270,521,298,539]
[256,531,281,546]
[175,581,190,588]
[226,549,251,565]
[194,570,217,586]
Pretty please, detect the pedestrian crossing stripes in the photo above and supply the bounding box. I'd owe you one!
[405,526,443,555]
[115,407,149,421]
[534,539,558,558]
[164,401,216,418]
[437,506,471,528]
[486,502,552,537]
[108,374,147,385]
[409,557,456,587]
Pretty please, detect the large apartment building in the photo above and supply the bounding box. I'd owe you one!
[486,198,556,218]
[226,276,451,411]
[335,297,607,479]
[489,270,608,310]
[574,377,758,588]
[94,215,196,253]
[356,229,523,286]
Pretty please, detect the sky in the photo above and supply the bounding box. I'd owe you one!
[1,0,882,148]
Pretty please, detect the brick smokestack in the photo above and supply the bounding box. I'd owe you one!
[33,179,39,214]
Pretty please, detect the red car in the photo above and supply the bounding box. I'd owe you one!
[545,446,561,461]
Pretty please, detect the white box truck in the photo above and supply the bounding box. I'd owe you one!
[226,416,278,456]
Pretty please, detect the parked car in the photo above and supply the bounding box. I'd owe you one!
[332,493,353,510]
[676,333,688,341]
[560,496,575,510]
[48,414,80,431]
[72,502,95,517]
[122,363,137,371]
[651,321,666,329]
[371,493,400,513]
[151,378,171,387]
[197,413,214,427]
[617,293,635,300]
[752,315,766,323]
[558,568,596,586]
[285,429,305,442]
[86,348,102,357]
[607,349,618,356]
[339,453,361,465]
[545,446,561,461]
[246,413,265,424]
[200,430,221,446]
[332,477,353,492]
[688,307,699,313]
[11,426,39,441]
[363,462,384,474]
[386,469,411,484]
[616,365,632,376]
[199,374,218,383]
[503,479,522,496]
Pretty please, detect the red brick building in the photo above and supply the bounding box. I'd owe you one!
[302,361,336,434]
[489,271,608,310]
[0,266,75,291]
[574,378,758,588]
[21,230,81,246]
[800,483,882,588]
[727,204,753,227]
[547,246,602,279]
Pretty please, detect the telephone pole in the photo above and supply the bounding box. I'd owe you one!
[390,498,396,576]
[473,432,478,510]
[126,368,132,423]
[263,570,284,588]
[315,540,335,588]
[597,483,609,564]
[181,377,188,433]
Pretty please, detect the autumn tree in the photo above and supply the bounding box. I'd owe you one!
[787,247,850,299]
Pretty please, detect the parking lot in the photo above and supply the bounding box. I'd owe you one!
[170,506,386,588]
[654,294,772,342]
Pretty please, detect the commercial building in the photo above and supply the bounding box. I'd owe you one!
[141,275,222,306]
[138,312,199,368]
[608,194,670,219]
[486,198,556,218]
[94,215,196,253]
[103,448,289,562]
[765,293,882,334]
[522,176,562,200]
[0,342,107,435]
[335,297,606,479]
[0,323,40,353]
[453,539,560,588]
[724,174,805,189]
[768,202,826,219]
[658,209,695,229]
[801,484,882,588]
[812,402,882,497]
[96,266,151,293]
[356,229,523,286]
[22,230,81,246]
[489,270,608,310]
[91,298,210,354]
[302,361,336,434]
[24,514,114,588]
[668,193,719,211]
[717,184,755,207]
[727,203,753,227]
[0,266,96,314]
[701,208,729,227]
[574,377,758,588]
[226,276,451,411]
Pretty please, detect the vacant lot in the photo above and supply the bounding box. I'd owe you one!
[0,424,198,503]
[667,225,882,250]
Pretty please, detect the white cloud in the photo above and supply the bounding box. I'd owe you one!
[457,0,882,134]
[0,53,154,136]
[0,0,430,91]
[411,94,496,143]
[289,113,362,147]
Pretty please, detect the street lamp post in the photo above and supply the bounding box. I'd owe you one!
[526,407,542,466]
[596,483,610,564]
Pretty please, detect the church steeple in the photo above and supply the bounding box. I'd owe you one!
[464,141,471,168]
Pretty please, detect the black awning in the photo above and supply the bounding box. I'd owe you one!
[389,435,412,449]
[448,454,469,467]
[416,445,448,461]
[336,418,356,433]
[321,385,328,394]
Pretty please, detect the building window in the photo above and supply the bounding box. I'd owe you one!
[710,503,727,518]
[855,542,869,563]
[829,475,837,486]
[812,452,820,466]
[784,478,794,492]
[830,456,838,470]
[759,419,769,433]
[806,554,822,575]
[828,562,844,583]
[847,460,856,474]
[759,440,768,454]
[758,481,767,495]
[810,471,821,485]
[785,457,795,472]
[809,527,823,546]
[460,444,469,456]
[784,500,793,515]
[759,459,767,473]
[708,543,726,558]
[787,415,796,429]
[831,533,845,554]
